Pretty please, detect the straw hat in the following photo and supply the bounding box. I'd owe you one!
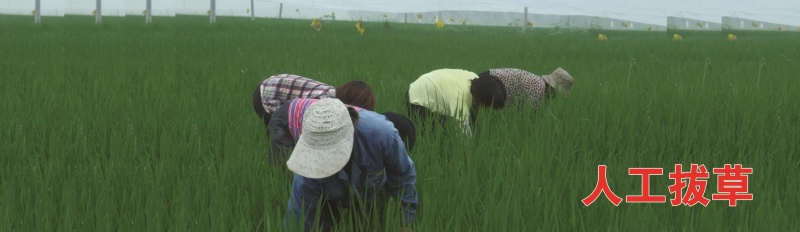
[542,68,574,96]
[286,98,355,179]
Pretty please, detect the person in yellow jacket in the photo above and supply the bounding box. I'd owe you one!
[405,68,507,136]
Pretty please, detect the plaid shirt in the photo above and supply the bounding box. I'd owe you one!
[260,74,336,115]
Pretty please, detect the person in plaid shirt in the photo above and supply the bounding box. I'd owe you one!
[252,74,376,132]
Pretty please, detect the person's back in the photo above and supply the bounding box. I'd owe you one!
[483,68,548,109]
[408,69,476,122]
[260,74,336,115]
[253,74,335,132]
[479,67,574,110]
[354,110,408,168]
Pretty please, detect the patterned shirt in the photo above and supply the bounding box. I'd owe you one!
[259,74,336,115]
[487,68,548,109]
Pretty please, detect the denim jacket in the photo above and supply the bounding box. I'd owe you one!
[274,103,418,231]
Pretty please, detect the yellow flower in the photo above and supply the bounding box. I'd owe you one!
[461,19,466,25]
[672,34,683,42]
[727,34,737,41]
[435,18,445,29]
[527,21,533,27]
[356,19,365,37]
[597,34,607,41]
[310,18,321,31]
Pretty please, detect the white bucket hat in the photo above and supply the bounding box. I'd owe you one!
[286,98,355,179]
[542,67,574,96]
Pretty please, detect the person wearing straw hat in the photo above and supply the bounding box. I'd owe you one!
[406,68,507,136]
[476,67,573,111]
[281,98,418,232]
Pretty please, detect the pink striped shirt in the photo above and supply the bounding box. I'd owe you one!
[287,98,362,140]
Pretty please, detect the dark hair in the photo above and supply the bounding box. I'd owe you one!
[347,107,360,127]
[382,112,417,151]
[471,72,507,109]
[336,80,376,111]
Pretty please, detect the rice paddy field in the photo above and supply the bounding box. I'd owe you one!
[1,15,799,231]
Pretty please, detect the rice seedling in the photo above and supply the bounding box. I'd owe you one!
[1,15,799,231]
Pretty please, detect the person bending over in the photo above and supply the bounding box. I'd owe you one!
[406,68,507,136]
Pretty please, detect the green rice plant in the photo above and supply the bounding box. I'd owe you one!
[0,14,798,231]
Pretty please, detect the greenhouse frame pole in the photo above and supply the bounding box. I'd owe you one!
[35,0,41,24]
[146,0,152,24]
[250,0,254,20]
[210,0,216,24]
[523,7,528,31]
[96,0,102,24]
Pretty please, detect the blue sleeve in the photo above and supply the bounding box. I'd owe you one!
[383,131,419,226]
[283,175,323,232]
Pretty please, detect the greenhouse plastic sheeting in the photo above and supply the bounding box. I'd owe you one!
[2,0,798,29]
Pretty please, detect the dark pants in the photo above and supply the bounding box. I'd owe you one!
[406,91,447,134]
[252,86,272,131]
[405,91,478,135]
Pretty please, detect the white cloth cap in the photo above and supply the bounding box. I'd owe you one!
[286,98,355,179]
[542,67,574,96]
